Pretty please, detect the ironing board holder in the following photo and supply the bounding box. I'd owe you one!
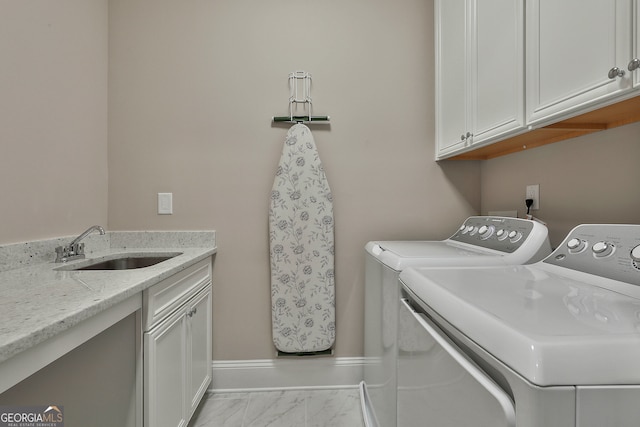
[272,71,330,124]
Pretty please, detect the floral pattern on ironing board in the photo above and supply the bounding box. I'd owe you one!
[269,124,335,353]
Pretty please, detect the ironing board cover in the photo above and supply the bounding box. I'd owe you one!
[269,124,335,353]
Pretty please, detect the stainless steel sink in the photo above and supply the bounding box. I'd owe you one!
[57,253,182,271]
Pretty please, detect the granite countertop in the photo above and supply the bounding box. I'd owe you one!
[0,231,216,365]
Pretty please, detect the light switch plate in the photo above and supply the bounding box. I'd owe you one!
[158,193,173,215]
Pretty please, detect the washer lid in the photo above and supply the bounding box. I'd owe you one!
[366,241,496,271]
[401,265,640,386]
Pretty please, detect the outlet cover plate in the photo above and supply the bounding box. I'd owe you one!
[526,185,539,210]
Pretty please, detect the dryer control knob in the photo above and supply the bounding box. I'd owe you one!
[567,238,587,253]
[631,245,640,262]
[592,241,614,257]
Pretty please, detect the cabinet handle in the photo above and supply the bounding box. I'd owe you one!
[629,58,640,72]
[608,67,625,79]
[460,132,473,142]
[188,308,198,317]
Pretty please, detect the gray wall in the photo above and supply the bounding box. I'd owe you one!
[0,0,108,243]
[480,121,640,248]
[107,0,480,360]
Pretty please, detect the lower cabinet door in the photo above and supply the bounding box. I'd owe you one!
[145,308,187,427]
[186,284,212,418]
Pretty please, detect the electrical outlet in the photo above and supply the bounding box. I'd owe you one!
[526,184,540,210]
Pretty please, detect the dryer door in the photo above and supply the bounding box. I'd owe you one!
[397,298,516,427]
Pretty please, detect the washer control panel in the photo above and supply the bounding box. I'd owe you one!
[449,216,538,253]
[544,224,640,286]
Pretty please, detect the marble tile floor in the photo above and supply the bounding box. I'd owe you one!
[188,388,364,427]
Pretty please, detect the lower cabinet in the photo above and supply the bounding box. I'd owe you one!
[143,258,212,427]
[145,305,187,427]
[186,287,213,417]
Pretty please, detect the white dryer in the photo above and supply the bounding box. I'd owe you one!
[361,216,551,427]
[399,224,640,427]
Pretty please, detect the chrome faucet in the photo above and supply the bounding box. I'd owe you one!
[55,225,106,263]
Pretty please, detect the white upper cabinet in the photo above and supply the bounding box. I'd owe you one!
[436,0,525,160]
[435,0,469,156]
[472,0,525,145]
[526,0,636,126]
[634,0,640,88]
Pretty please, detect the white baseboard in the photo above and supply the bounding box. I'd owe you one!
[211,357,365,392]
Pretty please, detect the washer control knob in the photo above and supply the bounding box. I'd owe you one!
[508,230,523,243]
[496,229,507,240]
[592,241,614,257]
[467,226,477,235]
[459,224,466,232]
[567,238,587,253]
[631,245,640,262]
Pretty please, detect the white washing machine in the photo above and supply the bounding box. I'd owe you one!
[398,224,640,427]
[361,216,551,427]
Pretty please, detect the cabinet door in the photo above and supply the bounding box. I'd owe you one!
[472,0,524,145]
[435,0,470,156]
[145,309,187,427]
[526,0,634,125]
[634,0,640,87]
[436,0,524,159]
[186,285,212,418]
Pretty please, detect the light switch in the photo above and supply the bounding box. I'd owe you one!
[158,193,173,215]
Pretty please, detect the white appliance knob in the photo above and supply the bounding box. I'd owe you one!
[496,229,507,241]
[567,238,586,253]
[478,225,495,239]
[631,245,640,262]
[467,226,477,235]
[459,224,466,231]
[592,241,614,257]
[509,231,523,243]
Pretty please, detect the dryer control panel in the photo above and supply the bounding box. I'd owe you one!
[449,216,542,254]
[544,224,640,286]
